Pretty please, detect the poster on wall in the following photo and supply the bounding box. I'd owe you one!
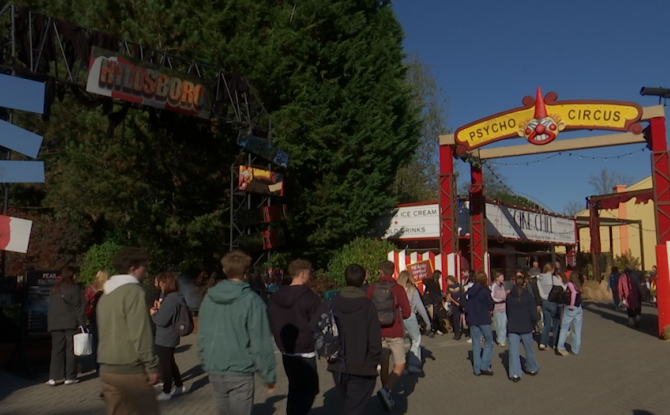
[86,47,212,119]
[238,166,284,196]
[406,259,434,282]
[21,270,59,339]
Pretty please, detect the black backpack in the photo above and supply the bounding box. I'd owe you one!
[313,299,342,362]
[173,305,194,337]
[547,275,564,303]
[561,288,582,307]
[371,281,397,327]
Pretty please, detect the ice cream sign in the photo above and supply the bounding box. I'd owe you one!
[454,88,643,154]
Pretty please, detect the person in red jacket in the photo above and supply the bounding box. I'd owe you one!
[366,261,411,413]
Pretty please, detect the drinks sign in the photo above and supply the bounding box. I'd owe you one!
[454,88,642,154]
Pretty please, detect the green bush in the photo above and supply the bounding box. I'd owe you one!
[79,241,122,288]
[327,238,397,287]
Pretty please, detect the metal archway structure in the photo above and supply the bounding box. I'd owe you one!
[439,87,670,338]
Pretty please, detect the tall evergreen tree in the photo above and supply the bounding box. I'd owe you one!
[12,0,421,267]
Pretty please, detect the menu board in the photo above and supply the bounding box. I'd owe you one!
[21,270,59,339]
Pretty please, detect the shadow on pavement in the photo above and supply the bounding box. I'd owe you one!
[311,387,341,415]
[175,344,192,354]
[584,302,658,338]
[0,371,44,402]
[251,394,285,415]
[498,351,528,379]
[632,411,656,415]
[393,366,421,415]
[180,364,204,382]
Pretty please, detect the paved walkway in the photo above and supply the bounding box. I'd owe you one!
[0,301,668,415]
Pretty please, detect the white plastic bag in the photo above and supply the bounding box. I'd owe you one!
[73,326,93,356]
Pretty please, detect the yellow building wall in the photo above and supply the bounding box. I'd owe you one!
[577,176,657,270]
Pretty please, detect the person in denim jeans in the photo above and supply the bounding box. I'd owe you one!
[557,274,584,356]
[397,271,431,373]
[465,271,495,376]
[536,264,564,350]
[491,272,509,346]
[506,275,539,382]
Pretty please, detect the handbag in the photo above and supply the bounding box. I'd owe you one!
[73,326,93,356]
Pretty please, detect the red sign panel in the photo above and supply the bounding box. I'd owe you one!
[406,259,434,283]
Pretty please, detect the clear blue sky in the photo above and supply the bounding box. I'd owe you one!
[392,0,670,213]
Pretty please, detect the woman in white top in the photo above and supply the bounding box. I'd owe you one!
[397,271,431,374]
[536,264,565,350]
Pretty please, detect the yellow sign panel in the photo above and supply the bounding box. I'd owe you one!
[454,88,643,153]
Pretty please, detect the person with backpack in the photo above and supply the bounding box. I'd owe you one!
[268,259,321,415]
[150,272,189,401]
[198,251,276,415]
[536,263,564,351]
[312,264,382,415]
[465,271,495,376]
[506,274,539,382]
[366,261,411,412]
[97,248,160,415]
[556,273,584,356]
[46,266,86,386]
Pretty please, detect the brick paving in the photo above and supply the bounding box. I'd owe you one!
[0,301,668,415]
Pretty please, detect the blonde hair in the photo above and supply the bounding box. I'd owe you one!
[397,270,417,297]
[543,263,555,274]
[94,270,109,292]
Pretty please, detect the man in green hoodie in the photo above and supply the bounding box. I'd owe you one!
[97,247,161,415]
[198,250,276,415]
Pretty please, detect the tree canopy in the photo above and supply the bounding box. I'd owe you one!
[9,0,422,271]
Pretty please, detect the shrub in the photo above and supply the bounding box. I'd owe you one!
[326,238,397,287]
[79,241,122,288]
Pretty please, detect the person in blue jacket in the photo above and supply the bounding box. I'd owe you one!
[465,271,495,376]
[506,274,540,382]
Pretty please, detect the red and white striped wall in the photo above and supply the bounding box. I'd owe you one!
[387,250,461,293]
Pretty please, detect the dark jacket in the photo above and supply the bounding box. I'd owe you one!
[506,286,540,334]
[47,283,86,332]
[268,285,321,354]
[151,291,187,348]
[465,283,494,326]
[316,286,382,377]
[423,278,443,306]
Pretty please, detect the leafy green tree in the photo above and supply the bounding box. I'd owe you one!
[79,241,122,287]
[393,54,449,203]
[327,238,397,287]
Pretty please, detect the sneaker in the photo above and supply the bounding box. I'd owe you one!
[511,376,520,383]
[538,345,547,351]
[172,385,188,396]
[480,369,494,376]
[627,318,635,327]
[436,330,444,336]
[156,392,172,401]
[45,379,58,386]
[499,343,506,347]
[407,366,423,374]
[635,315,642,322]
[377,388,394,412]
[556,349,568,356]
[64,379,79,385]
[453,333,462,340]
[153,382,164,389]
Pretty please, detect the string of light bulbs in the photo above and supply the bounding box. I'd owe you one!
[490,147,649,168]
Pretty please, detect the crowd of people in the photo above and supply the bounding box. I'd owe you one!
[43,248,654,415]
